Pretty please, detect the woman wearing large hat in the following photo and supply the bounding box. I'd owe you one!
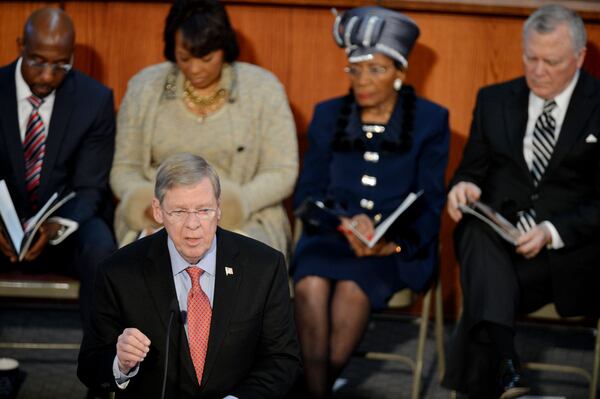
[291,6,450,397]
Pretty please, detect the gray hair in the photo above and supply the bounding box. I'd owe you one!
[154,153,221,204]
[523,4,586,53]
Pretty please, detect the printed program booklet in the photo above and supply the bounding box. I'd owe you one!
[458,200,522,245]
[347,191,423,248]
[0,180,75,261]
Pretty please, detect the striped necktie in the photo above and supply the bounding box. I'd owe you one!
[517,99,557,233]
[23,95,46,209]
[185,266,212,385]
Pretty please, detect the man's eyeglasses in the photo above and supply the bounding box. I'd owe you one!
[344,65,390,78]
[162,208,218,221]
[23,56,73,75]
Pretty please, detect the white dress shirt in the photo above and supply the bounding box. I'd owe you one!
[15,57,56,142]
[522,70,580,249]
[15,57,79,243]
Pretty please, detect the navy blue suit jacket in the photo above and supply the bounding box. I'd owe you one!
[0,60,115,225]
[295,92,449,292]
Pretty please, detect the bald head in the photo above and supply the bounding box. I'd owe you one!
[19,8,76,98]
[23,8,75,50]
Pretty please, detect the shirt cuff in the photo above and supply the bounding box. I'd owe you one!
[112,355,139,389]
[541,221,564,249]
[223,396,239,399]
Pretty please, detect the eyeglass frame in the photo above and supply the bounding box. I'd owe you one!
[344,64,392,78]
[161,207,219,222]
[22,53,74,75]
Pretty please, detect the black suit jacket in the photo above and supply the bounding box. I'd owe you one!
[452,71,600,316]
[78,228,301,399]
[0,60,115,224]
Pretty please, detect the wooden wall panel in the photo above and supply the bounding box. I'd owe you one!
[65,2,170,104]
[227,5,350,151]
[0,2,59,66]
[4,1,600,315]
[403,13,526,311]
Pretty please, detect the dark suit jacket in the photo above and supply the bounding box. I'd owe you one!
[0,60,115,224]
[293,93,449,298]
[451,70,600,316]
[77,228,301,399]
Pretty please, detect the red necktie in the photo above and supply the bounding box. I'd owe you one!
[23,95,46,209]
[185,267,212,385]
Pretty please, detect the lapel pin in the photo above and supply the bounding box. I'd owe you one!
[225,267,234,276]
[585,134,597,143]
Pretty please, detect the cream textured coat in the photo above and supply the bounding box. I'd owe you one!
[110,62,298,255]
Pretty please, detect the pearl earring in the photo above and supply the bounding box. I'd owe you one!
[393,78,402,91]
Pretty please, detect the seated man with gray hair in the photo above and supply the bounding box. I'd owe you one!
[443,4,600,398]
[78,153,300,398]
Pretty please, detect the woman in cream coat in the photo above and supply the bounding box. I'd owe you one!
[110,0,297,254]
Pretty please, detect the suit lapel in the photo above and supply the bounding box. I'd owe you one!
[201,228,241,387]
[140,230,198,382]
[142,230,179,329]
[142,230,202,386]
[542,71,599,182]
[0,62,27,200]
[39,72,75,200]
[504,78,532,181]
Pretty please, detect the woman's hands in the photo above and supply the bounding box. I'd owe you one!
[339,214,401,257]
[139,205,163,237]
[144,205,163,227]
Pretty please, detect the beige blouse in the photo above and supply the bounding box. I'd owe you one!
[152,70,235,177]
[110,62,298,256]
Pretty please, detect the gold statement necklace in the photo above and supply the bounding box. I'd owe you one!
[183,79,228,122]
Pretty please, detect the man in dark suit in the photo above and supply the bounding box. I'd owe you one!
[77,153,300,398]
[0,8,115,330]
[442,4,600,398]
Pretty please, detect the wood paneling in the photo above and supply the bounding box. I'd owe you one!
[65,2,170,101]
[228,5,350,148]
[3,1,600,316]
[0,2,59,66]
[59,0,600,20]
[380,0,600,19]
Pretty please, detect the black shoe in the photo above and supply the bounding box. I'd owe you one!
[497,359,530,399]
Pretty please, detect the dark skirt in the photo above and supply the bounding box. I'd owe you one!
[291,232,404,310]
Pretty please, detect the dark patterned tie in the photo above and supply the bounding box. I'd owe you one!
[517,99,557,233]
[23,95,46,209]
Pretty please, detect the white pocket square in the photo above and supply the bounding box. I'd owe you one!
[585,134,597,143]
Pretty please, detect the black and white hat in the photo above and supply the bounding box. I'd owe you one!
[333,6,420,68]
